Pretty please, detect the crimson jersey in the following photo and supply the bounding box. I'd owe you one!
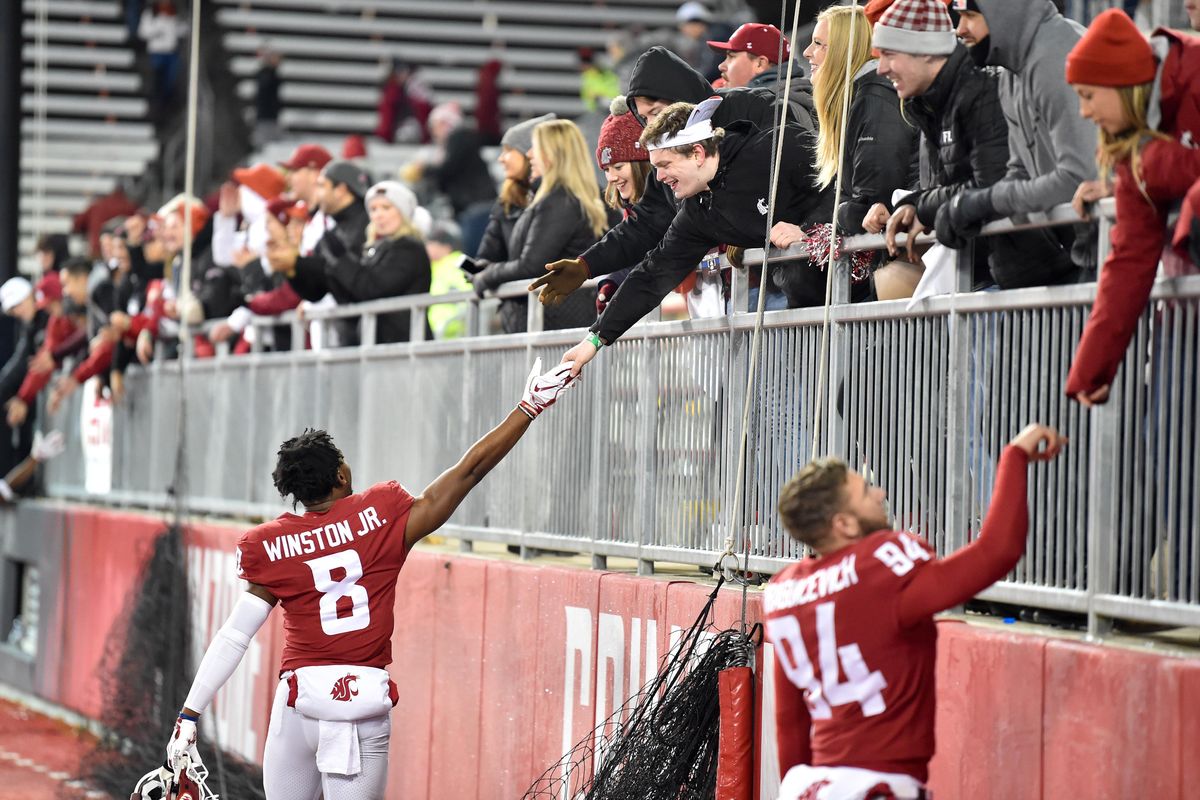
[765,446,1032,784]
[237,481,415,673]
[765,531,939,781]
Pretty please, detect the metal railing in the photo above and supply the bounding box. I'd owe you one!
[41,198,1200,633]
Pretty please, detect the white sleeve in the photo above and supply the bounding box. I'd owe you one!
[209,213,239,267]
[183,592,272,714]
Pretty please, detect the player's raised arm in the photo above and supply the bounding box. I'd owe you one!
[896,423,1067,628]
[405,358,577,547]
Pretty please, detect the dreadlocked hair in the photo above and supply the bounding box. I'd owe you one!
[272,429,344,508]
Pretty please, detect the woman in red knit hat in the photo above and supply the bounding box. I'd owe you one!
[1065,9,1200,406]
[593,97,652,314]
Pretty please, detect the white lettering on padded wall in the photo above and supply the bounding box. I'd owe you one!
[187,544,263,762]
[561,607,660,781]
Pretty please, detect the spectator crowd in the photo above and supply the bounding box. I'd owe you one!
[3,0,1200,478]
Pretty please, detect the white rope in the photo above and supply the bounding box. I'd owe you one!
[179,0,202,335]
[718,0,806,578]
[719,0,865,574]
[810,0,863,460]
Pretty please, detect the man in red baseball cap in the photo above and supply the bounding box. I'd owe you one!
[707,23,791,88]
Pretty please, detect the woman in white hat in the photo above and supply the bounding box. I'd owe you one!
[322,180,432,343]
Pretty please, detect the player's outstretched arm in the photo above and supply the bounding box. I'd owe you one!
[405,359,577,548]
[166,585,276,771]
[896,424,1066,628]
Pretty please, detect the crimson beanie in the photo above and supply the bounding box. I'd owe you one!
[596,98,649,169]
[1066,9,1157,87]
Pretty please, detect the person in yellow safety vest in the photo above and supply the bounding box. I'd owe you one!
[425,221,473,339]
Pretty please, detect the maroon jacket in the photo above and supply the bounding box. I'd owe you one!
[1065,29,1200,399]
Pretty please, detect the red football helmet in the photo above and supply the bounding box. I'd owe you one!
[130,757,219,800]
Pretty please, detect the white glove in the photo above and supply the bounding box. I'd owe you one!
[226,305,254,334]
[31,430,65,462]
[518,357,578,420]
[166,716,200,773]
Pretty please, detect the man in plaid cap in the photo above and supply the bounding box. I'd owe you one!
[934,0,1096,288]
[867,0,1013,290]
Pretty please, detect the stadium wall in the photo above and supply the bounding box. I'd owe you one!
[0,502,1196,798]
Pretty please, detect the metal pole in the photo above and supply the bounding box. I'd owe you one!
[179,0,203,345]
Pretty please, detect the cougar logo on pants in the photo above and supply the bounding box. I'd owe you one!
[330,674,359,701]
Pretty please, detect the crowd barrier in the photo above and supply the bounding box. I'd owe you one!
[40,198,1200,634]
[0,502,1196,799]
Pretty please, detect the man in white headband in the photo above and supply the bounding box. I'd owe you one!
[557,96,839,375]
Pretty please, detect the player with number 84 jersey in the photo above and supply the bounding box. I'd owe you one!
[764,423,1068,798]
[765,527,938,783]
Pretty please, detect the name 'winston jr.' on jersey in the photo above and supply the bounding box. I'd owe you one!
[158,357,579,800]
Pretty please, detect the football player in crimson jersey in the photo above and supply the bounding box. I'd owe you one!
[765,423,1066,800]
[162,359,576,800]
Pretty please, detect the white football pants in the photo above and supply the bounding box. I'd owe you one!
[262,678,392,800]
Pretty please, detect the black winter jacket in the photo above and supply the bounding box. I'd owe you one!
[581,47,789,279]
[476,198,525,263]
[0,309,49,403]
[898,45,1009,229]
[592,121,833,343]
[321,234,432,344]
[748,61,818,133]
[476,185,600,334]
[836,67,920,234]
[288,201,370,302]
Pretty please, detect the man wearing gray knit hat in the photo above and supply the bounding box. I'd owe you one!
[500,113,556,156]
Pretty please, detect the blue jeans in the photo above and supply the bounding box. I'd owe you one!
[728,287,789,314]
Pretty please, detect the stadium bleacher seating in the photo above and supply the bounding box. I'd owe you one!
[20,0,158,272]
[214,0,682,135]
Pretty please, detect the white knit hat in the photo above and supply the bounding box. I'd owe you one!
[0,277,32,313]
[365,180,432,237]
[365,180,418,221]
[873,0,957,55]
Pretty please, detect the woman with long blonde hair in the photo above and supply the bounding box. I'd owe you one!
[1064,10,1200,406]
[471,118,606,333]
[787,4,918,299]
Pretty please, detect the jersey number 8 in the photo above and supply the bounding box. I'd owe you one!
[305,550,370,636]
[768,601,887,719]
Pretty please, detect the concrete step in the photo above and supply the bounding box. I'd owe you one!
[22,43,133,68]
[21,139,158,161]
[23,117,156,141]
[218,7,617,48]
[23,0,121,19]
[223,32,579,71]
[209,0,678,27]
[22,19,128,45]
[21,154,149,175]
[22,68,141,93]
[22,93,148,118]
[21,172,117,193]
[20,193,93,214]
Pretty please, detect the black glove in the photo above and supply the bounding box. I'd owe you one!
[936,188,995,250]
[470,269,492,299]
